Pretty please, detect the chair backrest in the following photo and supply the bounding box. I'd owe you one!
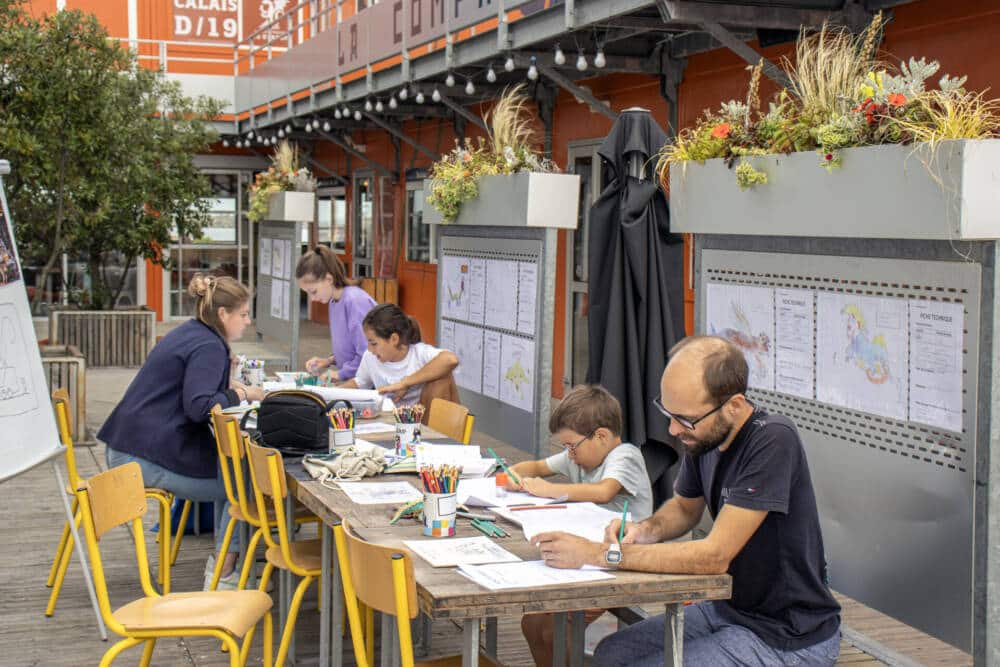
[427,397,474,444]
[245,440,303,572]
[210,405,256,521]
[418,373,460,424]
[52,389,81,484]
[75,462,158,634]
[333,520,419,667]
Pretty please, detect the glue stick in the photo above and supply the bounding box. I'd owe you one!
[495,472,508,498]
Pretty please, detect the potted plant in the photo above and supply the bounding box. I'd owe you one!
[661,13,1000,240]
[248,141,317,223]
[424,85,580,229]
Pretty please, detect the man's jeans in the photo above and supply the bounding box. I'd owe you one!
[105,447,240,554]
[593,601,840,666]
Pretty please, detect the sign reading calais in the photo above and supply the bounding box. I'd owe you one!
[172,0,282,41]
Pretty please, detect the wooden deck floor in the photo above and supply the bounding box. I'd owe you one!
[0,367,975,666]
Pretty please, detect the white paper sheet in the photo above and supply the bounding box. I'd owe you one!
[481,331,502,399]
[403,536,521,568]
[909,300,964,432]
[706,283,775,391]
[281,280,290,321]
[415,444,482,467]
[438,319,455,355]
[499,335,534,412]
[440,255,471,320]
[282,240,293,279]
[492,502,625,544]
[453,323,484,393]
[270,279,284,319]
[335,480,422,505]
[262,382,383,405]
[816,292,908,420]
[516,262,538,334]
[774,288,815,399]
[468,258,487,325]
[484,259,518,330]
[457,560,614,591]
[259,237,273,276]
[271,239,285,281]
[353,422,396,435]
[457,477,558,508]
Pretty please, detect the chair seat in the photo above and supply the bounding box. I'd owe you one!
[113,590,272,637]
[417,653,499,667]
[228,499,316,524]
[265,538,323,573]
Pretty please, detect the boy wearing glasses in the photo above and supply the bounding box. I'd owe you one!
[510,384,653,666]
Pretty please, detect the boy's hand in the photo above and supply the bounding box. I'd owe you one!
[504,475,524,492]
[604,519,649,545]
[521,476,556,498]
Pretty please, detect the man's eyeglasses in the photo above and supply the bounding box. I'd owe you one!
[652,395,733,431]
[558,430,595,453]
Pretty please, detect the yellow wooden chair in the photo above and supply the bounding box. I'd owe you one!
[245,440,324,667]
[74,462,273,667]
[333,520,498,667]
[427,397,475,444]
[206,406,318,591]
[46,389,185,617]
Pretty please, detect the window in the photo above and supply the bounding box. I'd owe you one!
[353,175,374,277]
[318,189,347,250]
[405,182,431,263]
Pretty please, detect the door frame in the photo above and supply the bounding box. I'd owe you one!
[351,171,375,278]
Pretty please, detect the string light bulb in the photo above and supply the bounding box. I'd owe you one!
[284,124,291,133]
[364,98,373,112]
[375,99,384,112]
[247,130,254,139]
[486,65,497,83]
[504,55,515,72]
[334,108,342,119]
[576,52,587,71]
[277,128,285,138]
[432,87,441,103]
[445,72,455,87]
[235,139,242,148]
[323,120,331,132]
[527,56,538,80]
[222,138,229,147]
[354,109,362,121]
[305,121,312,132]
[258,136,266,144]
[465,79,475,95]
[399,86,408,100]
[389,96,398,109]
[554,44,566,65]
[416,91,425,104]
[594,49,606,69]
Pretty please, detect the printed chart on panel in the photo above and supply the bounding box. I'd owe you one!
[705,283,775,390]
[453,324,485,394]
[484,259,518,330]
[816,293,908,421]
[908,300,964,432]
[774,288,815,399]
[259,236,292,322]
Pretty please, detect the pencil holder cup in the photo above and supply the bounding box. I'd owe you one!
[394,422,421,457]
[330,428,355,452]
[242,360,265,386]
[423,492,457,537]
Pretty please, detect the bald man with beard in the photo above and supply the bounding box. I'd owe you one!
[531,335,841,666]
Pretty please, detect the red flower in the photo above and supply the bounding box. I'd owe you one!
[852,97,874,113]
[711,123,732,139]
[825,153,834,161]
[888,93,907,108]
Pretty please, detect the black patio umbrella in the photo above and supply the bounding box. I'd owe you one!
[586,108,686,508]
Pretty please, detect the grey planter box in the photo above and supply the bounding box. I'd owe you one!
[670,139,1000,240]
[266,191,315,222]
[49,307,156,368]
[423,172,581,229]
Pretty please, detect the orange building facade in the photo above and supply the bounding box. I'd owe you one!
[24,0,1000,400]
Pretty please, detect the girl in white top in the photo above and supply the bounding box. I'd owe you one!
[340,303,459,406]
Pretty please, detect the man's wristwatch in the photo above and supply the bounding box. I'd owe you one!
[604,542,622,569]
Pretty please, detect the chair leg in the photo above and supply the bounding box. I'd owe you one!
[237,528,264,591]
[152,496,172,594]
[365,604,374,662]
[209,516,239,591]
[275,574,315,667]
[218,633,242,667]
[139,639,156,667]
[99,637,144,667]
[240,610,274,667]
[45,512,82,616]
[258,563,275,593]
[47,497,78,587]
[170,500,192,565]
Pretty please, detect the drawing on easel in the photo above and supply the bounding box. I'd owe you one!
[0,303,36,416]
[0,211,19,286]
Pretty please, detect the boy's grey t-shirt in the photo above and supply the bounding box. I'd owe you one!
[544,442,653,520]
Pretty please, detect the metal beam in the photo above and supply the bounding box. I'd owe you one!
[537,64,618,121]
[298,152,348,185]
[436,93,488,132]
[657,0,864,31]
[363,113,439,161]
[699,22,791,88]
[315,128,396,179]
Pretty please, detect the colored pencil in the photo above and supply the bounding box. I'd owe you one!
[486,447,521,486]
[618,500,629,543]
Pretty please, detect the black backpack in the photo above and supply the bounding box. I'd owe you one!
[241,390,337,457]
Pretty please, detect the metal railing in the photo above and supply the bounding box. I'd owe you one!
[234,0,337,76]
[114,37,252,74]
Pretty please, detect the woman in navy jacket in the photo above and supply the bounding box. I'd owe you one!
[99,274,265,588]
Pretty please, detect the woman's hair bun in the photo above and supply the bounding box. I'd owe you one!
[187,273,217,298]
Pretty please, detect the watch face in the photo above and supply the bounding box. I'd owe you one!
[605,546,622,565]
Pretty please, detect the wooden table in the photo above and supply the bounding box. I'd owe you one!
[285,424,732,667]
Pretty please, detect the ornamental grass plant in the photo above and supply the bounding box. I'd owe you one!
[657,12,1000,191]
[248,141,316,222]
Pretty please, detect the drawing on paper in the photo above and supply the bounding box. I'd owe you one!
[0,304,36,416]
[705,284,775,391]
[0,217,19,286]
[713,301,771,363]
[504,359,530,396]
[446,273,465,306]
[499,335,534,412]
[841,304,891,384]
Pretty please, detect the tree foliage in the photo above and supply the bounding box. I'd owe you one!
[0,1,223,310]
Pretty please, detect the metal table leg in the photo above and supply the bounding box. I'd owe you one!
[552,611,567,666]
[331,526,344,667]
[380,613,393,667]
[284,493,296,665]
[462,618,481,667]
[484,617,498,659]
[569,610,585,666]
[663,603,685,667]
[319,525,331,667]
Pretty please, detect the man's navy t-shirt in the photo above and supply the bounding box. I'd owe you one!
[675,408,841,651]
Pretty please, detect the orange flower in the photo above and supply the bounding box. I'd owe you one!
[888,93,907,108]
[711,123,732,139]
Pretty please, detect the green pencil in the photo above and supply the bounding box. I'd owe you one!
[486,447,521,486]
[618,500,629,543]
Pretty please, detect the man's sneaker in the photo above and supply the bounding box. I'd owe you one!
[204,567,240,591]
[203,554,217,577]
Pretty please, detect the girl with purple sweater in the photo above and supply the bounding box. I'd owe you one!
[295,246,376,381]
